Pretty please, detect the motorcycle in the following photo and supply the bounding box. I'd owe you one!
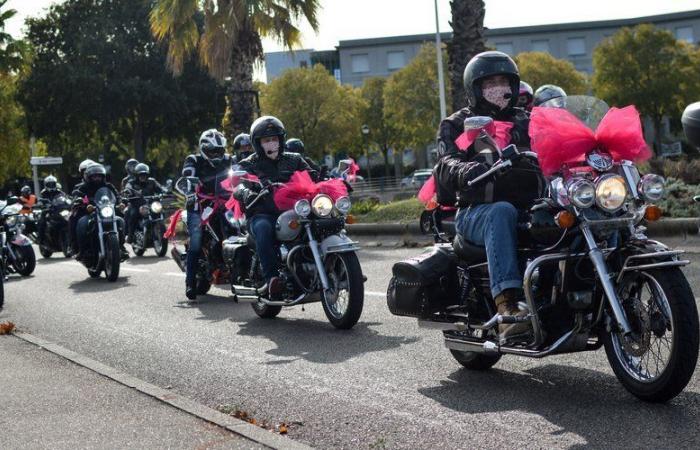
[388,96,699,402]
[123,191,169,257]
[223,170,365,329]
[77,187,124,281]
[36,195,72,258]
[0,197,37,278]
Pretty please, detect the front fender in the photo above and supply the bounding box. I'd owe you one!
[11,233,32,246]
[320,233,360,256]
[612,238,689,282]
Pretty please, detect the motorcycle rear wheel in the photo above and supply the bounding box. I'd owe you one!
[39,245,53,259]
[13,245,36,276]
[449,350,502,370]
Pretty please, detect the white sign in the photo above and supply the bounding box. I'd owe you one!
[660,142,683,157]
[30,156,63,166]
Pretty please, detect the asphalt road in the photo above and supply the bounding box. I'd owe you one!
[3,237,700,449]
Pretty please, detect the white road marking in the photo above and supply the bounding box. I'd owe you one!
[120,267,150,273]
[366,290,386,297]
[165,272,186,277]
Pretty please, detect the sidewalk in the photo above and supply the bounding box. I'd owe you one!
[0,335,267,450]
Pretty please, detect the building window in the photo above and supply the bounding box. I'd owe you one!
[495,42,514,55]
[531,39,550,53]
[351,54,370,73]
[567,37,586,56]
[299,60,308,68]
[676,26,694,43]
[387,51,405,71]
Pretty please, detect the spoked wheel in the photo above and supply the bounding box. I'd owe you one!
[12,245,36,276]
[104,234,121,282]
[604,268,699,402]
[153,224,168,257]
[322,252,364,329]
[133,230,146,257]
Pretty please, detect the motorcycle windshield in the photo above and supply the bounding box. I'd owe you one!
[95,187,116,206]
[1,204,22,215]
[540,95,610,130]
[175,176,200,196]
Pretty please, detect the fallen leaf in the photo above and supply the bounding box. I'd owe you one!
[0,321,16,335]
[278,424,288,434]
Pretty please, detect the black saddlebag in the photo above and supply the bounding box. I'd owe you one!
[222,236,252,282]
[387,244,459,318]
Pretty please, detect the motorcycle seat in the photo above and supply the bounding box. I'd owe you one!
[452,235,487,265]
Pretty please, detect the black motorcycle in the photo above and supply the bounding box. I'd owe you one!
[0,197,37,278]
[36,195,72,258]
[77,187,124,281]
[124,191,169,257]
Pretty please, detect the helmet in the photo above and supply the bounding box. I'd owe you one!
[285,138,305,154]
[198,129,227,165]
[517,81,534,111]
[44,175,58,191]
[84,163,107,184]
[20,185,32,196]
[134,163,150,182]
[533,84,567,107]
[463,51,520,114]
[79,159,96,175]
[233,133,252,150]
[125,158,139,175]
[250,116,286,156]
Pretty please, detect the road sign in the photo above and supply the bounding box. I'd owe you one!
[660,141,683,157]
[30,156,63,166]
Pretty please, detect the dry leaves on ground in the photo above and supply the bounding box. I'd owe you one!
[0,321,16,335]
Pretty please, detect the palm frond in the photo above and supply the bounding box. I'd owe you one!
[150,0,200,75]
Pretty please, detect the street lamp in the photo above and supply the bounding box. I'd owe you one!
[361,124,371,182]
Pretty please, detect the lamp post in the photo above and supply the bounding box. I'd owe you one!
[434,0,447,119]
[361,124,371,183]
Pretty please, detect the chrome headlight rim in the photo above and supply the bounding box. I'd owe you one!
[294,199,311,218]
[311,194,333,218]
[5,215,17,227]
[150,201,163,214]
[100,205,115,218]
[566,178,596,209]
[595,174,628,213]
[335,196,352,215]
[638,174,665,202]
[59,210,70,219]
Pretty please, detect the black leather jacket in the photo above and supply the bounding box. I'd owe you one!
[39,189,67,203]
[71,182,120,212]
[124,178,166,197]
[182,154,235,198]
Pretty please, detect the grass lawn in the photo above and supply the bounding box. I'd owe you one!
[354,198,424,223]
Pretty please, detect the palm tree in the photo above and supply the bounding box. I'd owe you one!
[446,0,486,112]
[150,0,320,139]
[0,0,23,74]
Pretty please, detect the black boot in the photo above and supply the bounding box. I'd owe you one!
[185,280,197,300]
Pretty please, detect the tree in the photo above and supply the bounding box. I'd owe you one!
[360,77,400,178]
[593,24,692,152]
[447,0,486,113]
[150,0,320,141]
[0,72,29,185]
[0,0,23,73]
[515,52,588,95]
[20,0,223,169]
[260,64,365,160]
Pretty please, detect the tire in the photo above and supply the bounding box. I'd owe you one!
[322,252,364,330]
[61,231,70,258]
[13,245,36,276]
[104,234,121,282]
[196,278,211,295]
[252,300,282,319]
[88,268,101,278]
[603,268,699,403]
[449,350,502,370]
[153,224,168,257]
[134,247,146,257]
[39,245,53,259]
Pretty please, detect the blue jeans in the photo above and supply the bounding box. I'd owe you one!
[185,210,202,287]
[249,214,278,282]
[455,202,521,298]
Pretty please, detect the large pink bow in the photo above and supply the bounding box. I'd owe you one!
[273,171,349,211]
[455,120,514,151]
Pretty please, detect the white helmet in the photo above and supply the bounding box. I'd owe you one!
[198,129,227,166]
[79,159,96,175]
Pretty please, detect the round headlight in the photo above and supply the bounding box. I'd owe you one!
[335,196,352,215]
[6,216,17,227]
[60,210,70,219]
[150,201,163,214]
[311,194,333,217]
[638,174,665,202]
[595,175,628,212]
[567,179,595,209]
[100,206,114,218]
[294,199,311,217]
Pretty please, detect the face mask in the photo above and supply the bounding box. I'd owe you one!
[482,84,512,110]
[262,141,279,160]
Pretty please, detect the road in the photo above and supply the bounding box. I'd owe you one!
[2,237,700,449]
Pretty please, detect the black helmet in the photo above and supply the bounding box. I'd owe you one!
[125,158,139,175]
[198,129,227,166]
[463,51,520,114]
[44,175,58,191]
[233,133,252,150]
[84,163,107,184]
[533,84,567,107]
[20,185,32,196]
[285,138,305,154]
[250,116,286,156]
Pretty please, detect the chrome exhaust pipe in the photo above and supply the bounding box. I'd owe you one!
[170,247,185,272]
[444,329,576,358]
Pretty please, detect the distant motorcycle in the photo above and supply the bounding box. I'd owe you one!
[36,195,72,258]
[0,197,37,278]
[76,187,124,281]
[124,191,169,257]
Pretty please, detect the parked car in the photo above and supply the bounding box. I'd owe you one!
[400,169,433,189]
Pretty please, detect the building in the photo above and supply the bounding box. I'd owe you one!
[265,9,700,86]
[264,48,340,83]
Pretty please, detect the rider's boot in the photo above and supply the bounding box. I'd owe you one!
[495,288,531,342]
[185,283,197,301]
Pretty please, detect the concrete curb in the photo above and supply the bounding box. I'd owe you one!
[12,331,313,450]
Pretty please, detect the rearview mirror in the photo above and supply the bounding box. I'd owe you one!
[463,116,494,131]
[682,102,700,148]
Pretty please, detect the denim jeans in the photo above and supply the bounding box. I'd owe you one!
[185,210,202,287]
[455,202,521,298]
[248,214,278,282]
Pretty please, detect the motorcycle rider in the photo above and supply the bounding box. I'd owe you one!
[181,129,235,300]
[232,133,253,163]
[434,51,533,341]
[123,163,166,243]
[517,81,534,111]
[533,84,567,107]
[121,158,139,191]
[234,117,315,298]
[19,185,37,215]
[285,138,325,180]
[37,175,67,245]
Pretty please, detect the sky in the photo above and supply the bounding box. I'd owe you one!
[6,0,700,51]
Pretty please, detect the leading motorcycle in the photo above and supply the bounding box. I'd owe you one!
[123,191,169,257]
[1,197,37,279]
[76,187,124,281]
[388,96,699,402]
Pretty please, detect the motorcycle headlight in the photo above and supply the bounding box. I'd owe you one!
[60,210,70,219]
[294,199,311,218]
[150,201,163,214]
[567,179,596,209]
[595,175,628,212]
[100,205,115,218]
[335,196,352,215]
[5,216,17,227]
[638,174,665,202]
[311,194,333,217]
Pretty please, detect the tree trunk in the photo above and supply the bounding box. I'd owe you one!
[447,0,486,113]
[653,115,663,155]
[133,116,146,162]
[382,145,391,178]
[223,46,258,141]
[393,147,403,178]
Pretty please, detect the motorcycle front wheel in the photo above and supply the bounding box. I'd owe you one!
[153,223,168,257]
[12,245,36,276]
[322,252,364,329]
[603,268,699,403]
[104,234,121,282]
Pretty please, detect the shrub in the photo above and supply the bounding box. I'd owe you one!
[351,198,380,215]
[657,177,700,218]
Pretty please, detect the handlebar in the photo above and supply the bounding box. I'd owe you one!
[467,144,521,187]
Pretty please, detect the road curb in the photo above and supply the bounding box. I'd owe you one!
[12,331,313,450]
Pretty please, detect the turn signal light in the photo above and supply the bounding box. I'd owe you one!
[86,205,95,213]
[345,214,356,224]
[426,199,439,211]
[644,205,663,222]
[555,210,576,229]
[289,219,300,230]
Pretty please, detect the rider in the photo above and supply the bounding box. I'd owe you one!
[232,133,254,163]
[37,176,66,245]
[19,185,37,215]
[285,138,325,180]
[533,84,567,107]
[123,163,166,243]
[517,81,534,112]
[181,129,234,300]
[121,158,139,191]
[434,50,533,341]
[234,117,315,297]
